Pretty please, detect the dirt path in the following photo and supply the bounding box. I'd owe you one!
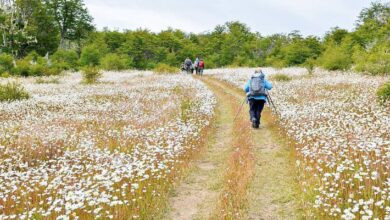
[167,78,236,220]
[167,76,302,220]
[247,111,303,220]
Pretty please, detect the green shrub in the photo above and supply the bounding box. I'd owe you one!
[51,49,79,71]
[11,51,59,77]
[319,47,352,71]
[1,72,11,78]
[82,67,102,84]
[0,82,30,102]
[377,82,390,104]
[269,73,292,82]
[304,58,316,75]
[265,57,287,69]
[100,53,128,71]
[35,77,60,84]
[354,43,390,75]
[153,63,179,74]
[13,60,57,77]
[80,45,101,67]
[0,54,14,73]
[13,60,31,77]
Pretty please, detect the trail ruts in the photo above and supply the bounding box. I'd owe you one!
[166,76,303,220]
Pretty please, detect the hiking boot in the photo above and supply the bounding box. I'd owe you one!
[251,118,257,128]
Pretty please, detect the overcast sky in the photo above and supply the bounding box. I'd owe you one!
[84,0,382,37]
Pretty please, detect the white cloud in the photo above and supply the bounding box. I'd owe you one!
[84,0,383,36]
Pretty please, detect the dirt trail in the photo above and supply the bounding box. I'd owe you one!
[167,76,302,220]
[246,111,302,220]
[205,77,302,220]
[167,77,235,220]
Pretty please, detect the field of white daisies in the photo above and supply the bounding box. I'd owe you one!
[0,68,389,220]
[0,71,216,219]
[207,68,390,219]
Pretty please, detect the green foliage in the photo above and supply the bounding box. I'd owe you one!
[81,67,102,84]
[377,82,390,104]
[45,0,94,49]
[319,47,352,71]
[100,53,129,71]
[354,42,390,75]
[0,82,30,102]
[1,1,389,76]
[304,58,316,75]
[0,54,14,73]
[18,0,60,55]
[324,28,349,45]
[11,52,58,76]
[51,50,79,70]
[35,77,60,84]
[153,63,178,74]
[270,73,292,82]
[1,72,11,78]
[80,45,101,67]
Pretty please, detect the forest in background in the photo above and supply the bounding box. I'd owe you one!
[0,0,389,76]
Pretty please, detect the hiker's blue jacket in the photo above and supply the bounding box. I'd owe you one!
[244,78,273,101]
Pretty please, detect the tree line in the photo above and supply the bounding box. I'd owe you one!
[0,0,389,77]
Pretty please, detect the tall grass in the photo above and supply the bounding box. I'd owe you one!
[82,67,102,84]
[376,82,390,104]
[270,73,292,82]
[153,64,179,74]
[0,82,30,102]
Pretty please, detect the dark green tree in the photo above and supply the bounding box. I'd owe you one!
[45,0,94,49]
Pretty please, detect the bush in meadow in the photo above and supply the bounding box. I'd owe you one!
[270,73,292,82]
[80,45,101,67]
[153,63,179,74]
[12,52,58,76]
[377,82,390,104]
[354,43,390,75]
[1,72,11,78]
[82,66,102,84]
[35,77,60,84]
[51,49,79,71]
[0,82,30,102]
[0,54,14,74]
[319,46,352,71]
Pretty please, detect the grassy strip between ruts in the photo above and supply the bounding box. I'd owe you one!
[201,77,255,219]
[205,76,306,219]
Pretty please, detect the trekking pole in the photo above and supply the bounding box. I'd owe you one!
[266,91,280,116]
[233,96,247,122]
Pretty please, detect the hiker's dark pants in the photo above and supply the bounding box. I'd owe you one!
[249,99,266,125]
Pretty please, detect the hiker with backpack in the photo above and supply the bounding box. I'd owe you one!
[244,70,273,128]
[198,59,205,76]
[184,57,193,74]
[194,57,200,74]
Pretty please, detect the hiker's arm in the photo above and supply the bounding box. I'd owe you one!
[265,80,273,90]
[244,81,250,93]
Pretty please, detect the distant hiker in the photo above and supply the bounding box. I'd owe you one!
[198,59,205,76]
[244,70,273,128]
[184,57,193,74]
[194,57,200,74]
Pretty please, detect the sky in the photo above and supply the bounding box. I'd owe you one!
[84,0,382,37]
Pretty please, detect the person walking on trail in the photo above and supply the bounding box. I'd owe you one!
[194,57,200,74]
[198,59,205,76]
[184,57,193,74]
[244,70,273,129]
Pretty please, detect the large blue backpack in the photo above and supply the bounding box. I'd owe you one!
[249,73,267,96]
